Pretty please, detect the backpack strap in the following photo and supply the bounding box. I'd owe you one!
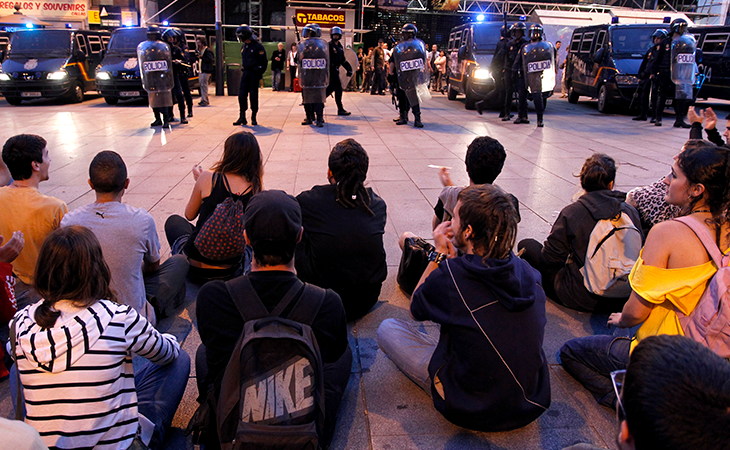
[225,276,269,322]
[286,283,325,326]
[674,216,726,267]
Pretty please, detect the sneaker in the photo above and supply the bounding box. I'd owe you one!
[537,120,544,128]
[655,120,662,127]
[501,115,514,122]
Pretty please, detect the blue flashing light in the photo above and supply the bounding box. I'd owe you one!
[519,15,527,21]
[124,21,132,27]
[476,14,485,22]
[663,16,671,23]
[162,20,169,26]
[611,16,619,24]
[25,23,33,29]
[65,23,72,28]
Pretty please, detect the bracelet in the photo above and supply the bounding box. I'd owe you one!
[428,251,447,264]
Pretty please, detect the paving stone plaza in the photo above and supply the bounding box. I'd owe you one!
[1,90,726,449]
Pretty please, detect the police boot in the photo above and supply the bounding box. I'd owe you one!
[151,111,163,127]
[233,114,248,126]
[179,105,188,124]
[514,117,530,124]
[673,120,691,128]
[188,106,193,118]
[655,118,662,126]
[315,106,324,128]
[338,109,351,116]
[251,112,258,126]
[413,114,424,128]
[395,111,408,125]
[537,114,544,128]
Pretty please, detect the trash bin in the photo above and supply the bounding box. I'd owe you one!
[226,64,241,96]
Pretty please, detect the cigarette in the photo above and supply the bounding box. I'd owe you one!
[427,165,451,170]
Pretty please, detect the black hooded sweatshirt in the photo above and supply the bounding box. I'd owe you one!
[541,189,642,311]
[411,253,551,432]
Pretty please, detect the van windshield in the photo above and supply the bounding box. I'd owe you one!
[473,25,502,52]
[611,27,662,55]
[108,28,148,54]
[9,31,72,56]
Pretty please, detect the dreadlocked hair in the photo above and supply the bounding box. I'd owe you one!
[328,138,373,216]
[457,184,518,261]
[676,140,730,235]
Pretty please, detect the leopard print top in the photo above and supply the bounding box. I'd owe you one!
[627,177,681,227]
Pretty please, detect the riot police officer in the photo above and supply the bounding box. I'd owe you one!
[502,22,528,121]
[633,29,666,122]
[514,25,554,127]
[651,18,692,128]
[392,23,428,128]
[234,25,268,126]
[174,28,195,119]
[138,25,174,128]
[326,26,353,116]
[476,25,509,116]
[162,28,188,124]
[298,24,329,127]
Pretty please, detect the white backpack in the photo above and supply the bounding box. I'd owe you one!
[580,211,642,298]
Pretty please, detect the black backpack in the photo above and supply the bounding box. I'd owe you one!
[216,277,326,450]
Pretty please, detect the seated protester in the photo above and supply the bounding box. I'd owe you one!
[165,131,263,283]
[296,139,387,321]
[518,154,642,312]
[433,136,519,229]
[0,231,23,380]
[0,134,67,309]
[195,190,350,449]
[0,417,48,450]
[562,335,730,450]
[0,157,10,186]
[378,185,551,431]
[560,140,730,408]
[626,177,680,234]
[61,151,189,323]
[688,106,728,147]
[9,226,190,450]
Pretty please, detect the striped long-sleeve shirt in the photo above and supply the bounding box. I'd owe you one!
[13,299,180,450]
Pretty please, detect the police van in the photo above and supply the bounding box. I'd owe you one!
[0,29,110,105]
[564,23,669,113]
[446,21,541,109]
[690,25,730,102]
[0,31,10,59]
[96,27,204,105]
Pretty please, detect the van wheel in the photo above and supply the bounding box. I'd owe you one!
[68,82,84,103]
[567,85,579,104]
[464,93,476,110]
[447,85,458,100]
[5,96,22,106]
[104,96,119,105]
[597,85,611,113]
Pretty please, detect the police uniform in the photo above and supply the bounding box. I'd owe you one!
[326,28,353,116]
[503,30,528,121]
[169,43,188,124]
[633,39,660,121]
[513,25,553,127]
[235,27,268,126]
[393,24,427,128]
[138,25,174,128]
[650,27,691,128]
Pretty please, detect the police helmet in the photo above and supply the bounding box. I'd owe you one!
[302,24,318,38]
[500,25,510,38]
[331,26,343,38]
[236,25,253,42]
[511,22,527,37]
[147,24,161,41]
[312,24,322,37]
[670,18,688,36]
[652,29,668,40]
[161,28,179,44]
[528,24,543,41]
[402,23,418,40]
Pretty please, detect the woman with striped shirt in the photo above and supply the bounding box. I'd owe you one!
[10,226,190,450]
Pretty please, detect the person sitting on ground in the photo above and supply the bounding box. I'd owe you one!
[296,139,387,321]
[9,225,190,450]
[559,140,730,408]
[518,153,642,312]
[626,177,681,234]
[562,335,730,450]
[61,151,189,323]
[688,106,729,147]
[195,190,350,449]
[165,131,263,283]
[0,158,10,186]
[0,134,67,309]
[0,231,23,380]
[378,184,551,432]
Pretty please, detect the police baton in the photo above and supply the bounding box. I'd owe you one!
[292,16,301,43]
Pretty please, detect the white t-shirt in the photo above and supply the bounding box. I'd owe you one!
[61,202,160,319]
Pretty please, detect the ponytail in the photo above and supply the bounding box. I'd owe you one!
[329,139,373,216]
[578,153,616,192]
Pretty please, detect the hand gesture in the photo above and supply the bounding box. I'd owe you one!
[438,167,453,187]
[607,312,623,328]
[192,164,203,181]
[705,107,717,130]
[0,231,24,263]
[433,221,457,258]
[687,106,703,125]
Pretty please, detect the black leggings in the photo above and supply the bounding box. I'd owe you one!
[289,66,297,91]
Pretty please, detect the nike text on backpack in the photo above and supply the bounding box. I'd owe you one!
[217,277,326,450]
[674,216,730,359]
[580,211,643,298]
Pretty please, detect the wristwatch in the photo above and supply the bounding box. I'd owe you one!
[428,251,448,264]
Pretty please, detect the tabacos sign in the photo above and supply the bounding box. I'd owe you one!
[294,9,345,27]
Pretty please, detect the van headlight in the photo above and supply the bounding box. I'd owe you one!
[615,75,639,85]
[0,73,10,81]
[96,71,111,80]
[473,69,491,79]
[47,71,68,80]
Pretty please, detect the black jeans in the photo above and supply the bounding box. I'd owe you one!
[502,71,515,117]
[326,72,345,111]
[517,77,544,121]
[238,71,260,116]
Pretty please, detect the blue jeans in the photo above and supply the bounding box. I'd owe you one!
[11,351,190,449]
[559,335,631,408]
[377,318,437,396]
[271,69,282,91]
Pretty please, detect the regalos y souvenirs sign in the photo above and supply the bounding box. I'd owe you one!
[294,9,345,27]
